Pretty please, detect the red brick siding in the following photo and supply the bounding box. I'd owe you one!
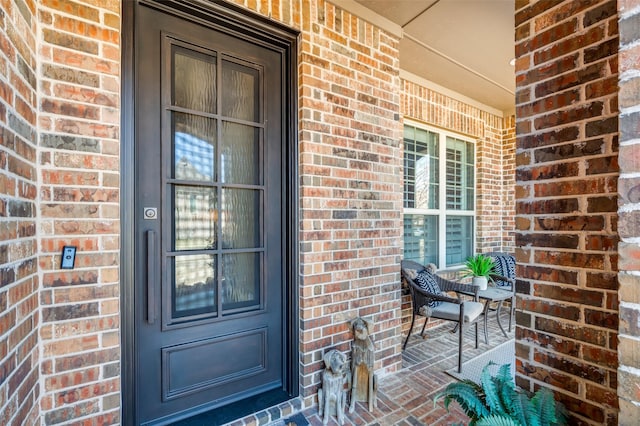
[0,0,41,424]
[502,116,517,251]
[515,1,619,424]
[297,1,403,399]
[228,0,403,406]
[400,80,516,336]
[37,0,121,424]
[617,0,640,422]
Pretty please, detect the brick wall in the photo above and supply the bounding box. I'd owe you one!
[0,0,41,424]
[299,0,403,400]
[1,0,123,422]
[514,1,619,424]
[400,79,516,335]
[501,116,517,251]
[36,0,121,424]
[617,0,640,423]
[228,0,404,403]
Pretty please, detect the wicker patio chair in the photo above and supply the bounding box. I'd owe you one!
[401,259,485,373]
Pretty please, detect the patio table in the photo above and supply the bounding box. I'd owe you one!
[458,286,514,344]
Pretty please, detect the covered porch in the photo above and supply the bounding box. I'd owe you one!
[0,0,633,425]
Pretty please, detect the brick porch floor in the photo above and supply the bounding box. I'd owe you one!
[300,309,515,426]
[226,309,515,426]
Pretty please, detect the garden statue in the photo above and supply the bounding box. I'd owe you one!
[349,317,377,413]
[318,349,347,425]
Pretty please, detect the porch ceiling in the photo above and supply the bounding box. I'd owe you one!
[353,0,515,115]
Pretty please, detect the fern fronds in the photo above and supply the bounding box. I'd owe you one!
[436,362,567,426]
[476,414,521,426]
[524,400,541,426]
[481,362,507,416]
[495,365,521,421]
[553,398,568,426]
[530,387,558,426]
[494,363,513,385]
[434,380,490,420]
[512,392,531,426]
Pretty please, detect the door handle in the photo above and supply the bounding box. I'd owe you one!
[147,230,156,324]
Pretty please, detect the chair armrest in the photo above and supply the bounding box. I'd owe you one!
[408,279,461,304]
[401,259,427,274]
[434,274,480,299]
[489,273,516,292]
[401,269,462,310]
[489,273,514,284]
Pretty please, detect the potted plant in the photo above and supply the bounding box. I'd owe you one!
[434,362,567,426]
[462,254,495,291]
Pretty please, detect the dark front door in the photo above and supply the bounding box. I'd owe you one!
[134,4,287,424]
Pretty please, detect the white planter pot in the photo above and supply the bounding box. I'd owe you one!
[472,276,488,291]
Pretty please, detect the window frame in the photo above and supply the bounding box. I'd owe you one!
[403,119,477,270]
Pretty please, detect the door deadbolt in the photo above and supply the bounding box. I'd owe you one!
[143,207,157,220]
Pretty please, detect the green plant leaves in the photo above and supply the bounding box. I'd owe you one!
[434,380,489,421]
[462,254,496,279]
[433,362,567,426]
[476,414,521,426]
[530,387,559,425]
[481,363,504,415]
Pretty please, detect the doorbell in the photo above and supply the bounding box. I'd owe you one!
[60,246,77,269]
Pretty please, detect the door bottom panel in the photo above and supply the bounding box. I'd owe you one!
[162,328,267,400]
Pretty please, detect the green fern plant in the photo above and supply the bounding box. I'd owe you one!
[434,362,567,426]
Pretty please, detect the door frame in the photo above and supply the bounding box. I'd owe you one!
[120,1,299,423]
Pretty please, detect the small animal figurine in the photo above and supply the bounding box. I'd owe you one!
[349,317,377,413]
[318,349,347,425]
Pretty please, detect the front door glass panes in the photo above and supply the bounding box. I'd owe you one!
[167,43,264,324]
[173,113,216,182]
[173,186,217,251]
[221,122,260,185]
[221,60,259,122]
[222,252,260,312]
[221,188,261,249]
[173,45,217,114]
[173,254,216,318]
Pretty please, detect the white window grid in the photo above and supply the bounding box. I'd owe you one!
[403,119,477,269]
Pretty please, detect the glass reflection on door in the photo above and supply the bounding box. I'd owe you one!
[166,42,265,324]
[222,252,260,312]
[173,113,216,182]
[172,254,216,318]
[173,45,217,114]
[173,186,217,251]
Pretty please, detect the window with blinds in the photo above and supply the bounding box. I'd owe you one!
[403,122,475,268]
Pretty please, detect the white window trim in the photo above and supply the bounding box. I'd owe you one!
[403,119,477,270]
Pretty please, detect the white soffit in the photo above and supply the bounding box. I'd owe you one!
[335,0,516,115]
